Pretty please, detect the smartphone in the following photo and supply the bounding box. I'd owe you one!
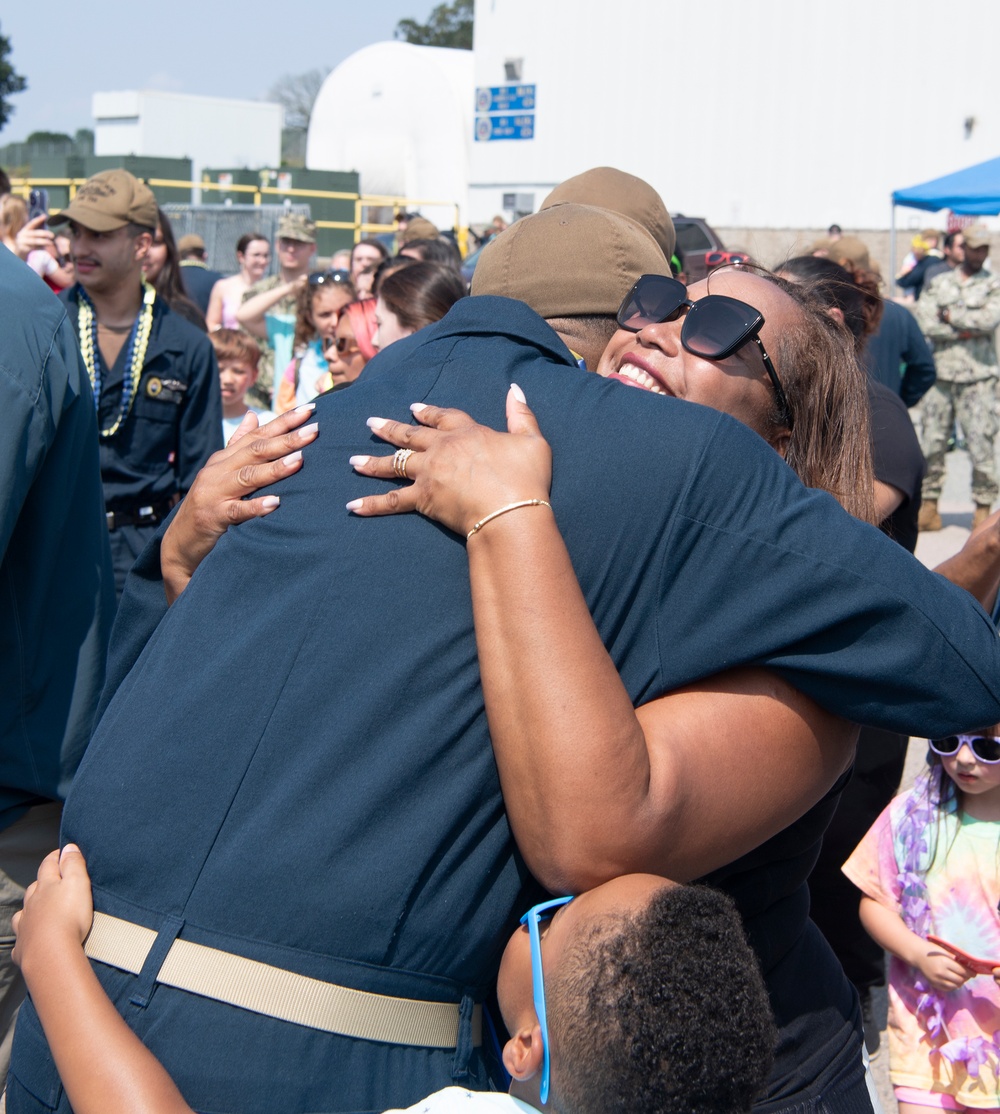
[927,935,1000,976]
[27,187,49,223]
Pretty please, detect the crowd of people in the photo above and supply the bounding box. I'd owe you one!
[3,161,1000,1114]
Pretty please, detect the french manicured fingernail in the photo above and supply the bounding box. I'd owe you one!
[299,422,319,437]
[61,843,80,857]
[294,402,316,413]
[367,417,387,430]
[510,383,526,403]
[283,450,303,465]
[346,499,363,511]
[261,496,280,509]
[410,402,427,413]
[349,455,371,467]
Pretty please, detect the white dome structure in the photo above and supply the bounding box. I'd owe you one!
[307,42,473,230]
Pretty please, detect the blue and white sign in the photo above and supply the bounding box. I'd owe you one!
[475,114,535,142]
[475,84,536,142]
[475,84,536,113]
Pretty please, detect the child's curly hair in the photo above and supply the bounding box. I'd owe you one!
[547,884,775,1114]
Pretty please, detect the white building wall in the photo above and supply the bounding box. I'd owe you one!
[93,91,283,181]
[470,0,1000,229]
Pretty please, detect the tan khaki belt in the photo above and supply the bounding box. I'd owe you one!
[85,911,481,1049]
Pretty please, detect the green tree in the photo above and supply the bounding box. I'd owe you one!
[395,0,473,49]
[26,131,72,145]
[268,68,330,132]
[0,23,27,134]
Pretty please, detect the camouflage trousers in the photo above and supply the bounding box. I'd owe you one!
[919,376,999,504]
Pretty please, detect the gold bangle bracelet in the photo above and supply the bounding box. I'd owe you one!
[466,499,552,540]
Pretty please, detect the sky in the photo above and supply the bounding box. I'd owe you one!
[1,1,431,142]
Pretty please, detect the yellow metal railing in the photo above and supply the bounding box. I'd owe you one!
[9,177,466,250]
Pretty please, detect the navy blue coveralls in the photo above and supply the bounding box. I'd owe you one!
[0,254,114,834]
[10,297,1000,1114]
[61,285,223,598]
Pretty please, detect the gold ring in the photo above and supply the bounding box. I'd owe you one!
[393,448,414,479]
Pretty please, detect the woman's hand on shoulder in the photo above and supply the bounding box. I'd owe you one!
[347,384,552,538]
[161,405,319,603]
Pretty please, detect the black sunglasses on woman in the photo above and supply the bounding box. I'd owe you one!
[616,273,794,429]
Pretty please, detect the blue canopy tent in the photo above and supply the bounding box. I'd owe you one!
[891,156,1000,289]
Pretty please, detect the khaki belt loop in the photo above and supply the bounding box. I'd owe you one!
[85,912,481,1050]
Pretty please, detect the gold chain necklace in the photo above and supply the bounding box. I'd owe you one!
[79,280,156,438]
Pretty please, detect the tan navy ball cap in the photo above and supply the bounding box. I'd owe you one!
[963,224,991,250]
[825,235,871,270]
[398,216,439,245]
[49,169,158,232]
[277,213,317,244]
[540,166,676,262]
[178,233,205,254]
[471,203,668,318]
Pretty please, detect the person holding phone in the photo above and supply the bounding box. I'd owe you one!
[0,195,73,290]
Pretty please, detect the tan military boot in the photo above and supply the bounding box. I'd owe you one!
[972,504,994,529]
[918,500,942,532]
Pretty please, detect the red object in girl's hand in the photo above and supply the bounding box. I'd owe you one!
[927,935,1000,976]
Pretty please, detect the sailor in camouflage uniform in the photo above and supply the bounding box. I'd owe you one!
[915,224,1000,530]
[238,213,316,409]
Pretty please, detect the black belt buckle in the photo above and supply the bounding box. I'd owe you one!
[106,504,166,532]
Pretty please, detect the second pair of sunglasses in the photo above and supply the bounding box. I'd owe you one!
[309,269,352,286]
[706,251,750,267]
[616,274,793,429]
[930,735,1000,763]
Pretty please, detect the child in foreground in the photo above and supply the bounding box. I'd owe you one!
[843,727,1000,1112]
[209,328,275,445]
[13,849,774,1114]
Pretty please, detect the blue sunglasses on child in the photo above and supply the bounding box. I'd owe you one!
[520,895,574,1104]
[930,734,1000,763]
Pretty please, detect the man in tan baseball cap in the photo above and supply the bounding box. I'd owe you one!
[237,212,317,406]
[471,201,667,370]
[176,233,223,316]
[50,168,158,233]
[539,166,676,263]
[54,167,222,599]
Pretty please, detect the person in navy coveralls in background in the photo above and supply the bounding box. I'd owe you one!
[0,248,114,1087]
[49,169,222,600]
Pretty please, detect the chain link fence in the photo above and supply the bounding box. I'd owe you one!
[162,204,313,275]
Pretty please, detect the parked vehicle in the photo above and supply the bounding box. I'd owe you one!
[672,214,726,283]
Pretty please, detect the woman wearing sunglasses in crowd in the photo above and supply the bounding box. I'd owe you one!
[274,271,355,413]
[344,266,886,1112]
[843,725,1000,1113]
[318,298,378,392]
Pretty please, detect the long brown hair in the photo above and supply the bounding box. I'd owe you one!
[777,255,884,351]
[378,261,466,331]
[760,272,877,524]
[151,208,206,330]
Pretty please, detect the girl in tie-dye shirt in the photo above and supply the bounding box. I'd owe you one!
[844,729,1000,1112]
